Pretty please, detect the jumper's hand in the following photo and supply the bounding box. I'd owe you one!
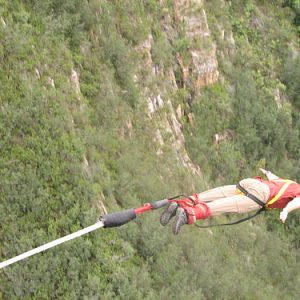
[280,208,288,223]
[259,168,268,175]
[259,169,280,180]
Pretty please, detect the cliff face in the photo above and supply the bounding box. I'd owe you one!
[174,0,219,89]
[133,0,219,177]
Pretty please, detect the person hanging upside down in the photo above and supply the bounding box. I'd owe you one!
[160,168,300,234]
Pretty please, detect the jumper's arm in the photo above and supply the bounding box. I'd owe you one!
[280,197,300,223]
[259,168,280,180]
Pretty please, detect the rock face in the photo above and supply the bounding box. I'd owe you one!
[134,1,219,177]
[71,69,81,99]
[191,47,219,88]
[174,0,219,90]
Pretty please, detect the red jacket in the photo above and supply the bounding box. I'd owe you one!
[256,177,300,208]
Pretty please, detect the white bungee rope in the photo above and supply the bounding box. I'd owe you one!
[0,221,104,269]
[0,198,169,269]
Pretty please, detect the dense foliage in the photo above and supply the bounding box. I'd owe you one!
[0,1,299,299]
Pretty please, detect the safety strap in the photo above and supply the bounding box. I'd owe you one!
[194,208,264,228]
[236,183,266,207]
[194,184,266,228]
[266,179,294,208]
[169,194,199,206]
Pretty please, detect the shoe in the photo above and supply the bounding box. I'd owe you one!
[160,202,178,226]
[172,207,188,235]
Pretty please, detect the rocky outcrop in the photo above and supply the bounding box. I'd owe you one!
[135,34,154,69]
[146,92,164,117]
[97,192,108,216]
[165,100,201,175]
[150,100,202,176]
[136,2,219,92]
[137,80,202,176]
[133,0,221,177]
[273,85,287,109]
[47,77,55,88]
[71,69,81,100]
[1,17,6,27]
[190,46,219,88]
[214,130,234,145]
[173,0,219,90]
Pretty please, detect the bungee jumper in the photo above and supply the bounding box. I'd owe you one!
[160,168,300,234]
[1,169,300,269]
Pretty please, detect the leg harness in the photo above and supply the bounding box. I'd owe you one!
[171,194,211,224]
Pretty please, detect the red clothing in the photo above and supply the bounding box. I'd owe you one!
[256,177,300,208]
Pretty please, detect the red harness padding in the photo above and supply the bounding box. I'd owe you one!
[171,194,211,224]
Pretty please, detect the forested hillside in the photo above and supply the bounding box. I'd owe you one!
[1,1,300,299]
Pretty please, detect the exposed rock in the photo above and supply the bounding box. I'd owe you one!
[168,100,184,139]
[167,68,179,90]
[71,69,81,98]
[134,0,212,177]
[226,30,236,56]
[126,119,133,135]
[187,112,194,124]
[274,88,282,109]
[154,129,164,155]
[184,8,210,39]
[34,68,41,80]
[274,86,286,109]
[97,192,108,215]
[289,42,299,59]
[214,129,234,145]
[176,54,190,87]
[47,77,55,88]
[176,104,183,119]
[1,17,6,27]
[119,119,133,138]
[135,34,154,68]
[145,93,202,175]
[174,0,204,24]
[82,155,91,178]
[227,30,235,44]
[218,23,236,57]
[191,46,219,88]
[155,129,164,146]
[146,93,164,117]
[166,100,202,176]
[173,0,219,91]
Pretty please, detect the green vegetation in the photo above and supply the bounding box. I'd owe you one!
[0,0,300,299]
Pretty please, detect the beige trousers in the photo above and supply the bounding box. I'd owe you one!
[197,178,270,216]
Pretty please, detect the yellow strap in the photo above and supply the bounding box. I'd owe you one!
[266,179,295,207]
[236,189,244,195]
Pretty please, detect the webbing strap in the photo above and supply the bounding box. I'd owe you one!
[194,208,264,228]
[236,183,266,207]
[266,179,294,207]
